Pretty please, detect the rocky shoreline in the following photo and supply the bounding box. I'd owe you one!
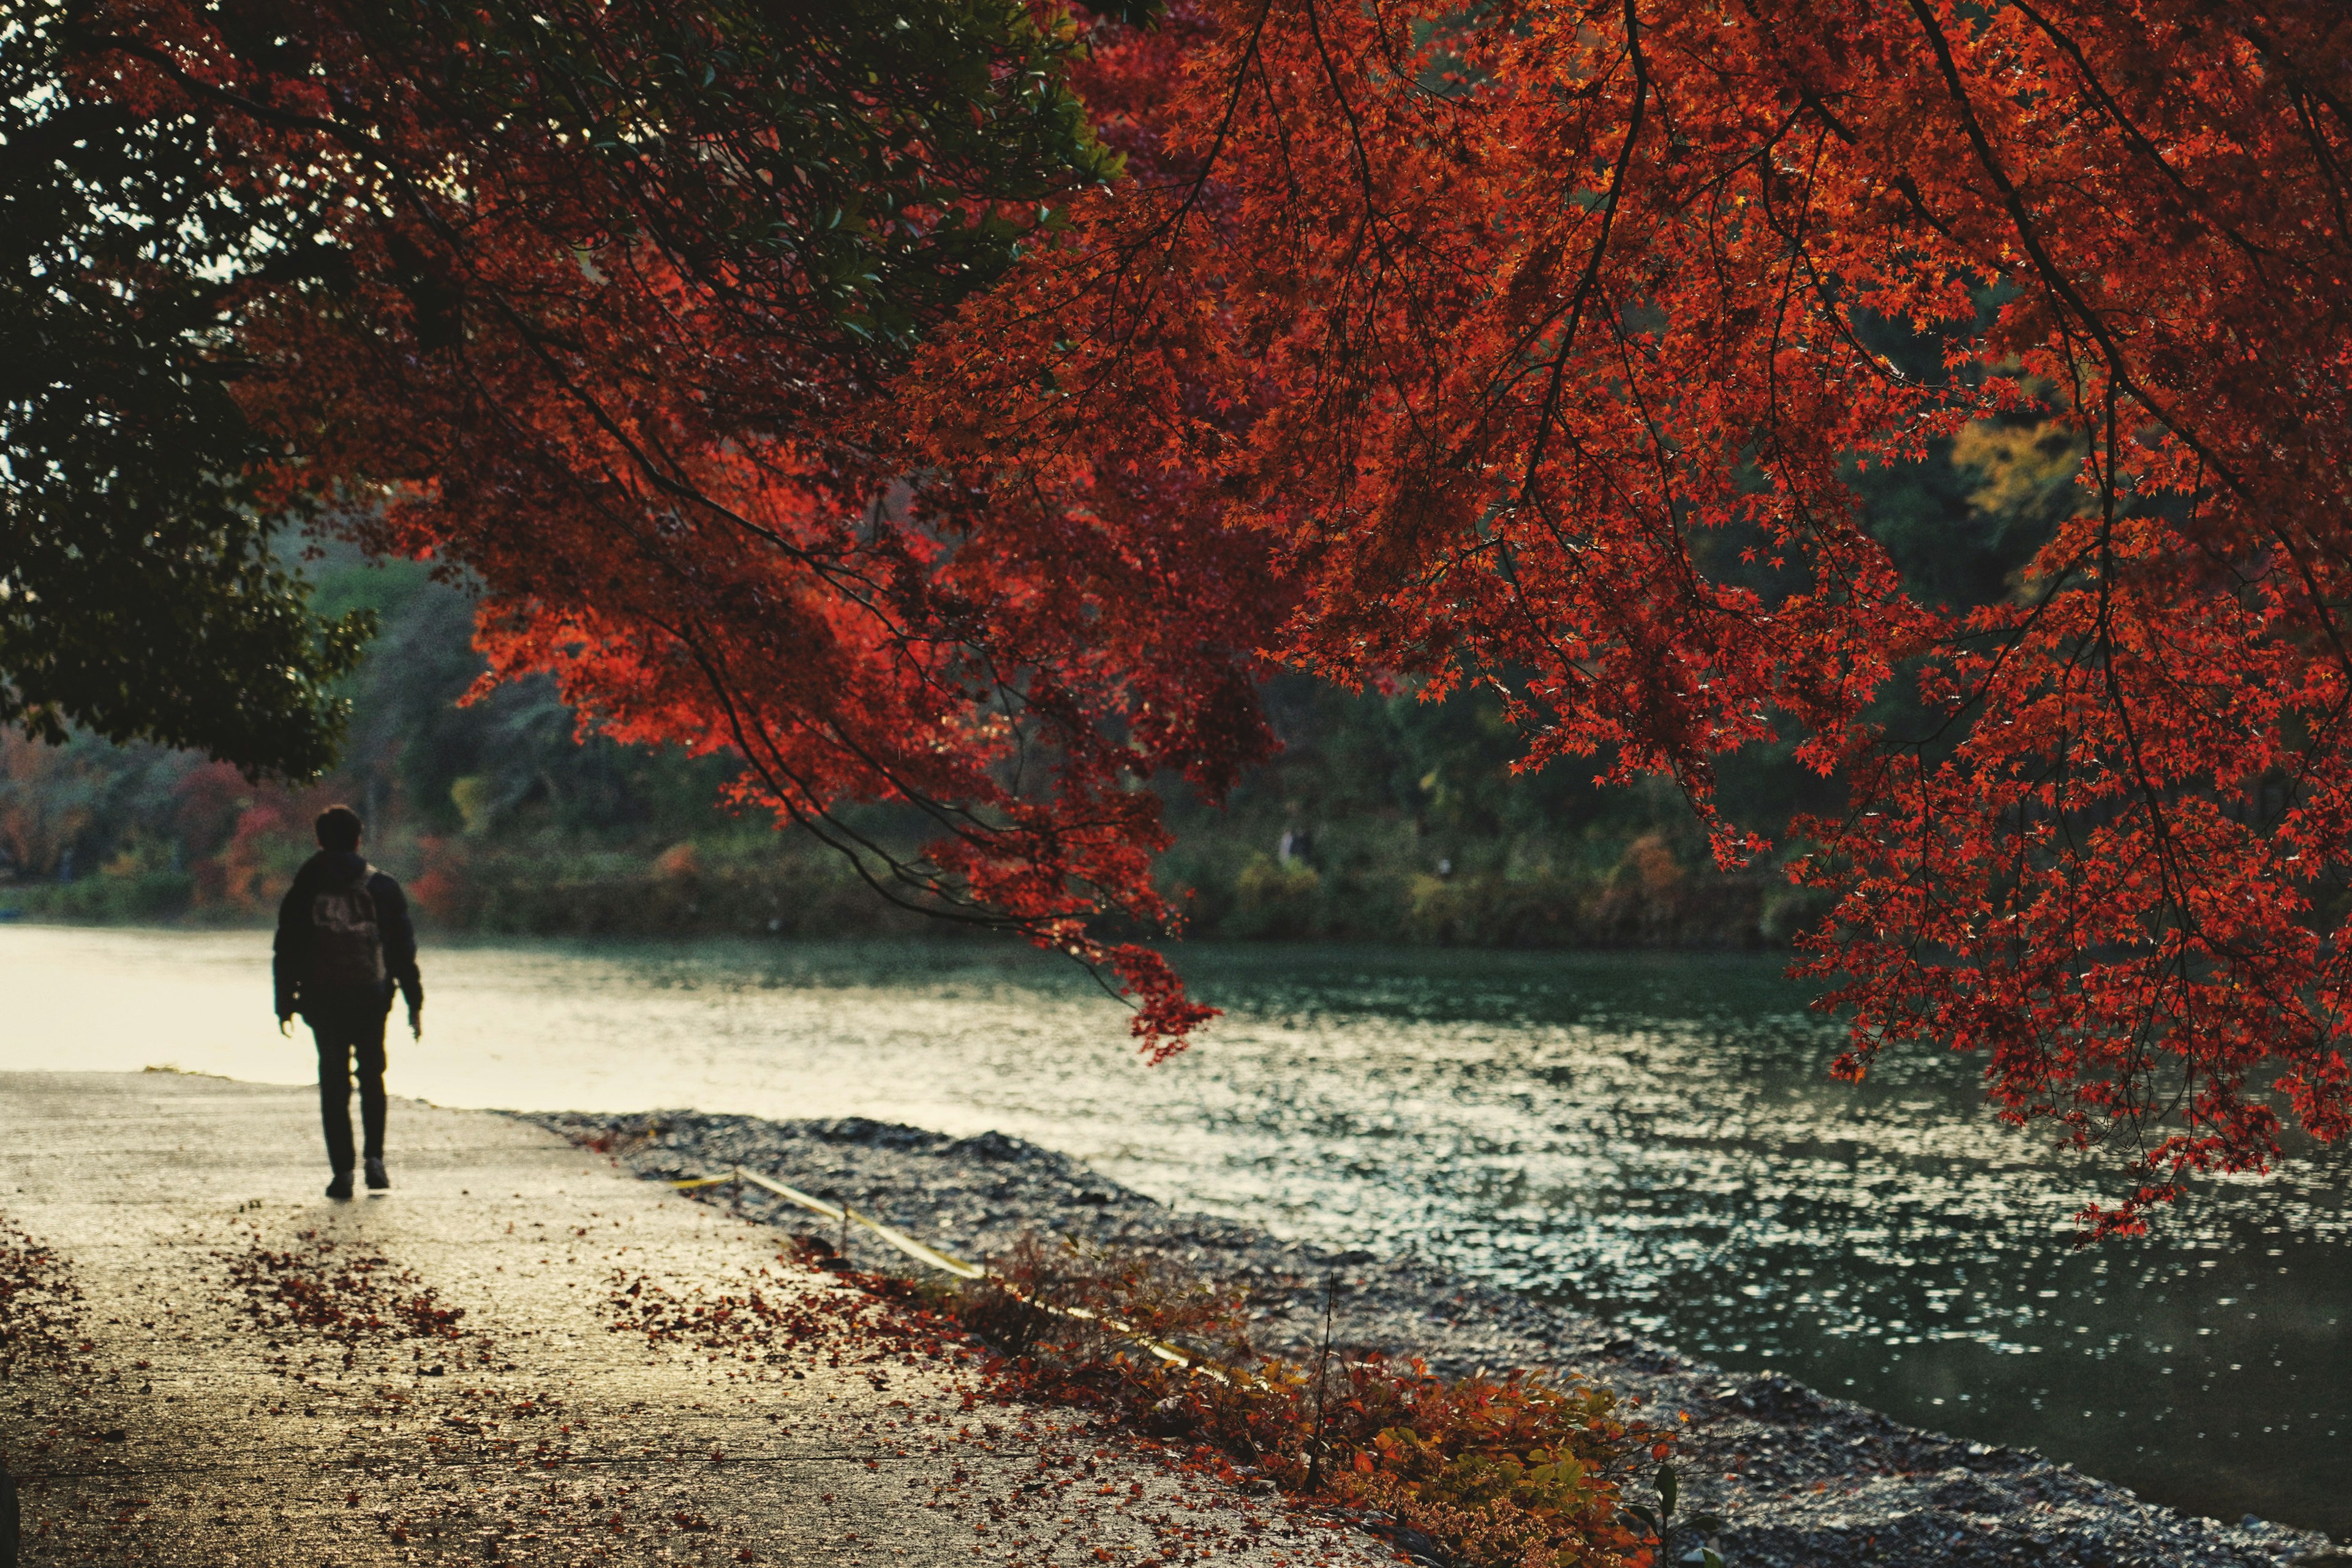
[522,1109,2341,1568]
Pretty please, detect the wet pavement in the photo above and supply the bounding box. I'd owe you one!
[0,1071,1389,1567]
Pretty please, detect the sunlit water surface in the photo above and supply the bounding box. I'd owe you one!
[4,924,2346,1536]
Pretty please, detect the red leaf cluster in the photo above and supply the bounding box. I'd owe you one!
[908,0,2352,1224]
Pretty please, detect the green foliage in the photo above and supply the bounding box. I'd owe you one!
[0,0,371,777]
[310,557,739,843]
[1155,680,1793,948]
[1843,290,2076,611]
[1624,1462,1725,1568]
[0,552,932,930]
[1855,415,2084,610]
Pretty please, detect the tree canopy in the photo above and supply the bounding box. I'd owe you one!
[1,0,371,774]
[28,0,2352,1228]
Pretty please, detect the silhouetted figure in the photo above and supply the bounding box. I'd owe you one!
[273,805,423,1200]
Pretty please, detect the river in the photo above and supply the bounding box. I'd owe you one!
[3,922,2345,1537]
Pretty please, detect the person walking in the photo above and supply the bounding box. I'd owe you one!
[273,805,423,1200]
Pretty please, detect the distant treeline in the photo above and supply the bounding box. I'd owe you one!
[0,403,2080,946]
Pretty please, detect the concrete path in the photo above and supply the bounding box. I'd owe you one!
[0,1072,1390,1568]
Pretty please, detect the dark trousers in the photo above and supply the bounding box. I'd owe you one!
[309,993,389,1172]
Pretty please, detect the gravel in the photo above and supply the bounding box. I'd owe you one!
[521,1108,2342,1568]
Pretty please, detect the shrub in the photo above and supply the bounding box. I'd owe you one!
[1226,852,1324,938]
[947,1238,1660,1568]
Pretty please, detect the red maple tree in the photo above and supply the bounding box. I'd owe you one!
[68,0,2352,1227]
[71,0,1257,1041]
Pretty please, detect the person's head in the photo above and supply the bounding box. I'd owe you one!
[315,805,363,853]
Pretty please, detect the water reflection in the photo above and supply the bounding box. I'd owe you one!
[3,925,2345,1534]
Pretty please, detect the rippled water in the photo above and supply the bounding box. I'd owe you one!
[4,923,2346,1536]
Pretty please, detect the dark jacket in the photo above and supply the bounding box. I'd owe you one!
[273,850,423,1020]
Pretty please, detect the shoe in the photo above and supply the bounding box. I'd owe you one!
[326,1171,354,1200]
[364,1158,390,1191]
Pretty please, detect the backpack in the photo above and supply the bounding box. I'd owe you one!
[309,864,386,989]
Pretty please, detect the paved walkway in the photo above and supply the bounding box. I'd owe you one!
[0,1072,1388,1567]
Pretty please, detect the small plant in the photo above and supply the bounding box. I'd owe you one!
[1623,1461,1725,1568]
[946,1237,1665,1568]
